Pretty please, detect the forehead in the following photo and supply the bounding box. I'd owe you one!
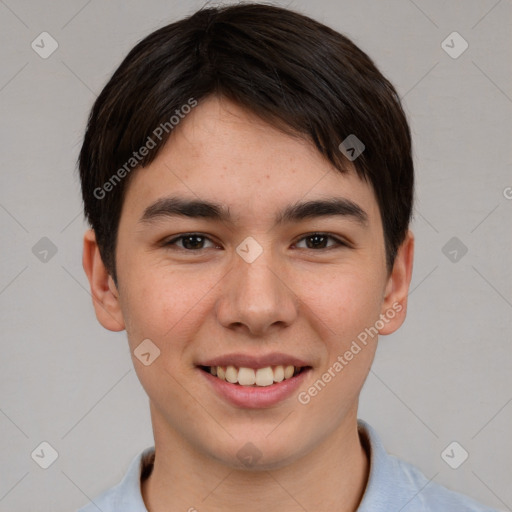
[121,96,381,228]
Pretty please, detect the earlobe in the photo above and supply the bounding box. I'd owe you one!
[378,230,414,335]
[82,229,125,332]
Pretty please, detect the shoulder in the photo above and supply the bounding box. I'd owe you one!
[75,446,154,512]
[357,419,500,512]
[76,487,117,512]
[391,454,499,512]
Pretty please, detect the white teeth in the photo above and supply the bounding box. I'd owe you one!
[273,365,285,382]
[238,367,256,386]
[225,365,238,384]
[255,367,274,386]
[284,365,295,379]
[207,364,302,386]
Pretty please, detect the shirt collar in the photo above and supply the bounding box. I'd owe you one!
[356,418,402,511]
[111,446,154,511]
[113,419,403,511]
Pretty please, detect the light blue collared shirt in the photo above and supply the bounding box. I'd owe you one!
[77,419,499,511]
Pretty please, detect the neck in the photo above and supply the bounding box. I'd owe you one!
[142,407,369,512]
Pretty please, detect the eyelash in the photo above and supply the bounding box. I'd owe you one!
[162,232,349,252]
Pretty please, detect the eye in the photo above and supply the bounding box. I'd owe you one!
[294,233,347,250]
[162,232,348,252]
[164,233,218,251]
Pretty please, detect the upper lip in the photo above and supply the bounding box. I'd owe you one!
[198,352,311,369]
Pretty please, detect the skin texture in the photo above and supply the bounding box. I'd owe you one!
[83,95,414,512]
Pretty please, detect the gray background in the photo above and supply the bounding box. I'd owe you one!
[0,0,511,510]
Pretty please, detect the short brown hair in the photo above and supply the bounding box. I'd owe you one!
[79,2,413,284]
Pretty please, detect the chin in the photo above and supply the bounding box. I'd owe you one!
[202,429,312,471]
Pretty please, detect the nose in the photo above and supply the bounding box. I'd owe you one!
[215,243,299,337]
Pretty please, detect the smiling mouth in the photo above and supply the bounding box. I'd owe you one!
[198,365,310,387]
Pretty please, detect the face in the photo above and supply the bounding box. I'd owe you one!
[83,95,413,469]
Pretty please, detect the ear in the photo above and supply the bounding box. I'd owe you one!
[82,229,125,331]
[378,230,414,335]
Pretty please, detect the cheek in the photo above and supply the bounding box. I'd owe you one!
[119,269,210,402]
[294,274,382,439]
[119,261,221,350]
[299,266,384,340]
[299,272,382,402]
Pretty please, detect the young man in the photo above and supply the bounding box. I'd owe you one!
[77,3,497,511]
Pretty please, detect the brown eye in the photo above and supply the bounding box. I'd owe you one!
[165,234,217,251]
[294,233,346,250]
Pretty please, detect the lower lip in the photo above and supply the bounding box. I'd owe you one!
[198,367,311,409]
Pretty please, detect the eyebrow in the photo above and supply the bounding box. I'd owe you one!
[139,195,368,227]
